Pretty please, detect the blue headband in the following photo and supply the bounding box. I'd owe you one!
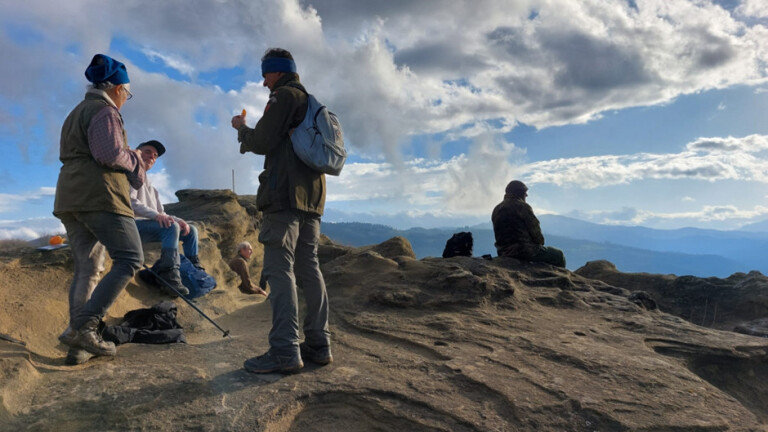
[261,57,296,76]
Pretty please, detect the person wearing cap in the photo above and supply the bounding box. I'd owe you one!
[492,180,566,268]
[230,48,331,374]
[54,53,146,364]
[130,140,203,297]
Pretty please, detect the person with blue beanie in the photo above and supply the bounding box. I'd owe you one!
[54,53,146,364]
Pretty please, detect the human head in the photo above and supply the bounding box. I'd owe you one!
[237,241,254,260]
[136,140,166,171]
[260,48,295,90]
[505,180,528,199]
[85,54,132,109]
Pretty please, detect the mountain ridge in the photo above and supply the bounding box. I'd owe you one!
[322,215,762,277]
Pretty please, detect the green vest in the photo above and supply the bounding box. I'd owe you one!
[53,92,134,218]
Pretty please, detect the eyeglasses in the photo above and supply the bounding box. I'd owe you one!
[124,87,133,101]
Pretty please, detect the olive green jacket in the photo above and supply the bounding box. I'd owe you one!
[491,195,546,259]
[237,73,326,215]
[54,92,137,218]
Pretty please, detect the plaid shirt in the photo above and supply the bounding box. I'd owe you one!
[87,105,145,188]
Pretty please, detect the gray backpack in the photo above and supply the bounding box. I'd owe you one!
[287,83,346,176]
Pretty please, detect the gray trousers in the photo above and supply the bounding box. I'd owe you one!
[259,209,330,355]
[59,212,143,330]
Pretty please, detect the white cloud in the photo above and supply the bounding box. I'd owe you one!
[0,188,56,213]
[3,0,767,191]
[0,217,64,240]
[571,204,768,228]
[141,48,196,76]
[736,0,768,18]
[522,134,768,188]
[327,133,524,216]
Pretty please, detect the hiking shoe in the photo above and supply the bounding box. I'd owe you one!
[300,342,333,365]
[187,255,205,271]
[65,347,95,365]
[156,270,190,297]
[243,351,303,374]
[65,321,116,357]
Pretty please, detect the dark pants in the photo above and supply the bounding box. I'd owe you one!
[530,246,566,268]
[60,211,143,330]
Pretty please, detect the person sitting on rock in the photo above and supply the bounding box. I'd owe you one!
[131,140,202,296]
[492,180,566,268]
[228,241,267,295]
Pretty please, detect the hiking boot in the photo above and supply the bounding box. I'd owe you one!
[65,347,95,365]
[243,351,303,374]
[156,269,189,297]
[154,248,189,296]
[65,320,116,357]
[300,342,333,365]
[187,255,205,271]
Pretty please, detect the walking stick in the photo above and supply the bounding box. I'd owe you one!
[143,265,231,338]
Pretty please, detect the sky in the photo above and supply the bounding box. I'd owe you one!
[1,0,767,240]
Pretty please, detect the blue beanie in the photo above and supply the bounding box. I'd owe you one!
[261,57,296,76]
[85,54,130,85]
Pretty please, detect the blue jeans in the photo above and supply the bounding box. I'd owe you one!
[259,209,330,356]
[59,212,143,330]
[134,219,198,257]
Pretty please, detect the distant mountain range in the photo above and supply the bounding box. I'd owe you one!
[322,214,768,278]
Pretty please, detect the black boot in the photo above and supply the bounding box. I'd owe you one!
[187,255,205,270]
[153,248,189,296]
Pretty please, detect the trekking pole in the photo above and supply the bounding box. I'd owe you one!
[143,265,231,338]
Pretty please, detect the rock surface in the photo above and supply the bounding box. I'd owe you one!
[1,191,767,431]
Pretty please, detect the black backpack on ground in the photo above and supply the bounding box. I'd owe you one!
[442,232,473,258]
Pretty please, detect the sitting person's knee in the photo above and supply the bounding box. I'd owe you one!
[166,221,181,236]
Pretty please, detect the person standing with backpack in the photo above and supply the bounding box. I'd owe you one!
[230,48,332,373]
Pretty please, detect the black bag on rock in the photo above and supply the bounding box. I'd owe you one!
[442,232,473,258]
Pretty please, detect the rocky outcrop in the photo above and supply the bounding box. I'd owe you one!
[1,197,768,431]
[576,259,768,336]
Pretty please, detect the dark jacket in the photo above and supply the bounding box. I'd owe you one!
[237,73,326,215]
[491,195,545,259]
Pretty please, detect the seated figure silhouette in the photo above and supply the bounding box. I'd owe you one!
[492,180,566,268]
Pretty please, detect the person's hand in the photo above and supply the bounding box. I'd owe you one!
[231,113,246,130]
[177,219,190,236]
[133,149,146,168]
[155,213,174,228]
